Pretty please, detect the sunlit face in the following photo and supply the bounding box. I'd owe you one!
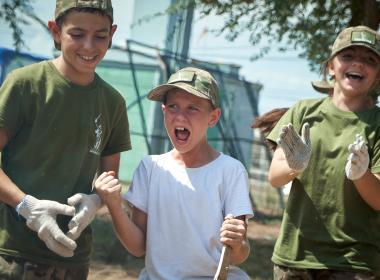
[329,46,380,97]
[162,89,221,155]
[49,12,116,85]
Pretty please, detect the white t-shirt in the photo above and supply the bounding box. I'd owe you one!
[124,151,254,280]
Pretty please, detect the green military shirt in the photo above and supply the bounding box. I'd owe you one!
[267,97,380,274]
[0,61,131,267]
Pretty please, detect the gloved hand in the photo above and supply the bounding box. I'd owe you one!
[345,134,369,180]
[67,193,102,240]
[17,195,77,257]
[277,123,311,172]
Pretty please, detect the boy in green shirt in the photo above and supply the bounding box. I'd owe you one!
[0,0,131,279]
[268,25,380,279]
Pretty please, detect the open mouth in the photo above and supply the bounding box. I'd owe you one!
[79,55,97,62]
[345,72,363,81]
[175,127,190,141]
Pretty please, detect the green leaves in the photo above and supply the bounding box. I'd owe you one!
[0,0,35,51]
[192,0,380,72]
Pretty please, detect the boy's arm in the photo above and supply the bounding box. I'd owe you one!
[100,153,121,176]
[95,172,147,257]
[268,122,311,187]
[107,201,147,257]
[268,147,302,187]
[345,134,380,210]
[0,128,25,207]
[352,171,380,210]
[0,127,77,257]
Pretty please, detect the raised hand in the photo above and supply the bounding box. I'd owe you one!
[345,134,369,180]
[17,195,77,257]
[277,123,311,172]
[94,171,122,209]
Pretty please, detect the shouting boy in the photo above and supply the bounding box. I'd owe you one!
[96,67,253,279]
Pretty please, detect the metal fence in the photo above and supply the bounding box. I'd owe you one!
[0,43,285,218]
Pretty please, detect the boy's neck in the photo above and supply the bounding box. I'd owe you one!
[331,88,375,112]
[171,145,220,168]
[52,57,95,86]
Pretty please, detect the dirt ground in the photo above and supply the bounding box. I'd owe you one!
[88,219,281,280]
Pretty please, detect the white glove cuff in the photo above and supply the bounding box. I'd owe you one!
[92,193,102,208]
[15,195,29,215]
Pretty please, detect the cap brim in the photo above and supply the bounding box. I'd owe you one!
[148,82,211,102]
[311,80,333,94]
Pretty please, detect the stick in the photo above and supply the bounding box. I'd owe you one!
[214,245,231,280]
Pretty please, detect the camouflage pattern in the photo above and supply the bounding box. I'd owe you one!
[0,255,89,280]
[148,67,220,108]
[55,0,113,21]
[311,80,334,94]
[274,264,380,280]
[330,25,380,59]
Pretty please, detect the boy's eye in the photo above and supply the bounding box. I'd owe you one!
[189,106,199,111]
[341,53,353,60]
[95,34,108,40]
[166,104,177,111]
[70,33,83,38]
[365,55,379,66]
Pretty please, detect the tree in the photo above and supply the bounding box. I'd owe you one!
[0,0,34,50]
[185,0,380,72]
[3,0,380,72]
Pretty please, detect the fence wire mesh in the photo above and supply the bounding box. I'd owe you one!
[0,44,285,218]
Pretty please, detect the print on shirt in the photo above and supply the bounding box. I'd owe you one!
[90,114,102,155]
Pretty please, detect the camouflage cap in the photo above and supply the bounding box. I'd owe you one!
[55,0,113,21]
[148,67,220,108]
[311,80,334,94]
[329,25,380,59]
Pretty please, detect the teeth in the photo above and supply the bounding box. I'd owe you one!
[176,127,185,131]
[346,72,363,80]
[81,55,95,61]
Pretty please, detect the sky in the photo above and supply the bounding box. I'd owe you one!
[189,10,321,114]
[0,0,322,115]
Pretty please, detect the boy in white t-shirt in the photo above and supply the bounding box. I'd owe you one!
[96,67,253,279]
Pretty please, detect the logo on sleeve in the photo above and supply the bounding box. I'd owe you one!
[90,114,102,155]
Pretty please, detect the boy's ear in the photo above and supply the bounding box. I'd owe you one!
[108,24,117,49]
[208,108,221,128]
[327,60,335,77]
[48,20,61,49]
[375,71,380,90]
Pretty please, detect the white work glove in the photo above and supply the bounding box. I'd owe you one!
[277,123,311,172]
[17,195,77,257]
[67,193,102,240]
[345,134,369,180]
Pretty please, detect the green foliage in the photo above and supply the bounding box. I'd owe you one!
[0,0,36,51]
[184,0,380,72]
[4,0,380,72]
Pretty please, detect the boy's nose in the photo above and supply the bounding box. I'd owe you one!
[174,110,187,120]
[352,56,366,67]
[83,37,95,49]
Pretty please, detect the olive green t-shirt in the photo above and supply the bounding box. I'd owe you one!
[267,97,380,274]
[0,61,131,267]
